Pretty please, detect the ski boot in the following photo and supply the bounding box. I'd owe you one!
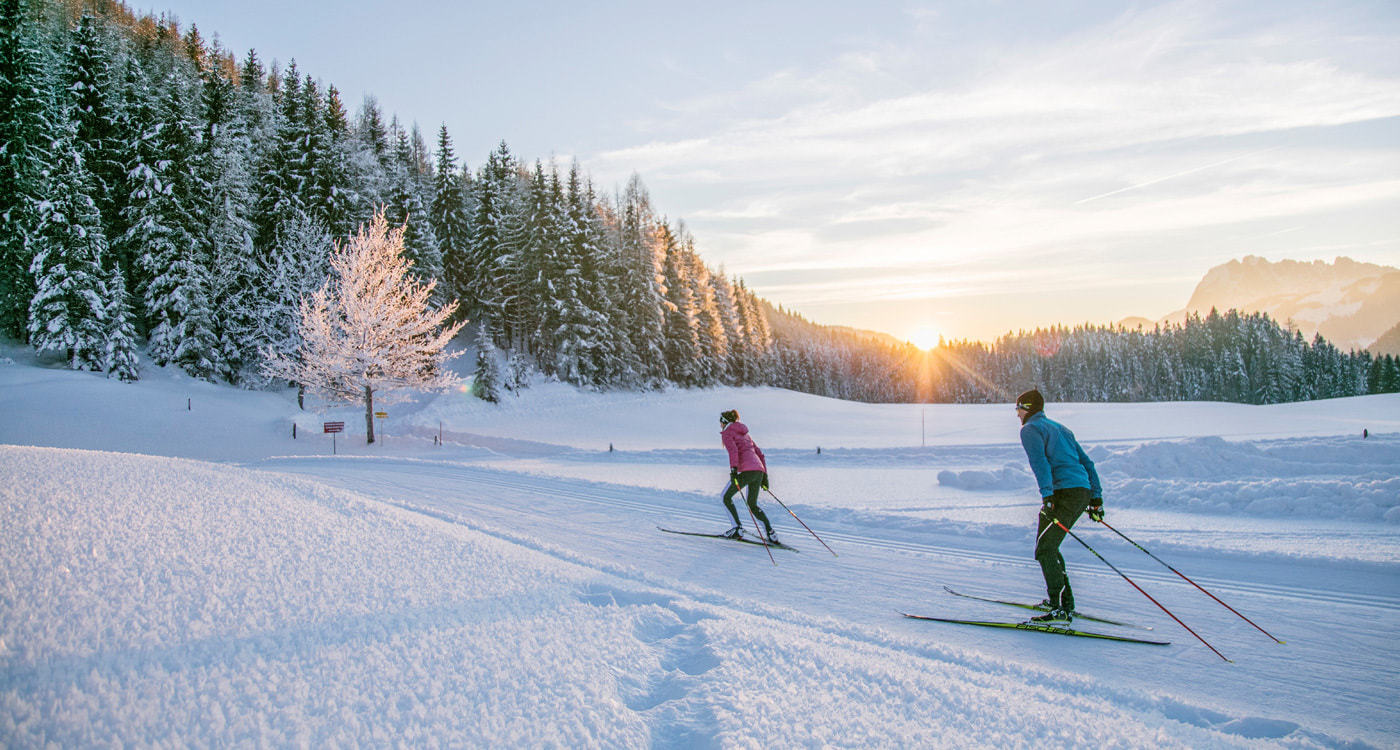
[721,525,744,540]
[1030,608,1073,624]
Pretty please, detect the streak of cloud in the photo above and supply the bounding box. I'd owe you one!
[1073,148,1281,205]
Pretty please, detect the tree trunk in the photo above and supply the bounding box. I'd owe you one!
[364,385,375,444]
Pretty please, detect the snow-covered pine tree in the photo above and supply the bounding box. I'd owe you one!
[472,321,502,403]
[28,126,109,371]
[310,82,360,241]
[733,279,772,385]
[262,211,465,443]
[0,0,53,339]
[64,13,125,238]
[430,124,472,306]
[103,261,139,382]
[182,23,208,74]
[505,346,530,393]
[386,118,442,287]
[550,162,612,387]
[685,238,727,386]
[124,71,220,378]
[198,57,259,382]
[242,211,331,387]
[613,176,667,386]
[518,160,560,362]
[710,271,744,384]
[237,49,274,135]
[252,60,308,250]
[408,123,432,180]
[469,141,525,342]
[659,222,700,386]
[580,177,631,384]
[591,188,641,387]
[355,95,390,166]
[347,96,391,228]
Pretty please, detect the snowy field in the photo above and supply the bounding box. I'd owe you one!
[2,343,1399,748]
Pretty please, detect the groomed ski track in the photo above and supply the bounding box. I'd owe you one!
[257,455,1399,746]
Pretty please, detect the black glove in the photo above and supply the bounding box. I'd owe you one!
[761,472,770,491]
[729,468,739,485]
[1087,500,1104,523]
[1041,497,1054,514]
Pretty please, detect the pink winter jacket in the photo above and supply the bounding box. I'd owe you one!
[721,422,767,473]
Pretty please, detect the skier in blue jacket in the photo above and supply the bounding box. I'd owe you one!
[1016,389,1104,623]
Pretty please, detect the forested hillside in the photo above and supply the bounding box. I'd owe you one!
[2,0,1395,405]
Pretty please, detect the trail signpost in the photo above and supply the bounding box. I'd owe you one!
[324,421,345,454]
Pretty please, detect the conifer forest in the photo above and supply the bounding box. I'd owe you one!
[3,0,1397,404]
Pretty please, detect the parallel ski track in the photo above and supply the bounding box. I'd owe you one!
[260,457,1400,613]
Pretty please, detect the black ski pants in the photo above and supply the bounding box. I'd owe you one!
[1035,486,1092,611]
[723,470,772,533]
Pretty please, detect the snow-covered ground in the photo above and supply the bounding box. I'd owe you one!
[2,343,1398,747]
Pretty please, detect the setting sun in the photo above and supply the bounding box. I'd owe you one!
[906,325,943,351]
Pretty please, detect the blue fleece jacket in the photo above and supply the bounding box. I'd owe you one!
[1019,411,1102,499]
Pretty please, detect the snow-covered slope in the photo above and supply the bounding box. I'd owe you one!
[2,344,1398,747]
[4,444,1323,748]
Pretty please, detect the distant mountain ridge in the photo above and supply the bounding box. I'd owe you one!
[1142,256,1400,352]
[1370,322,1400,357]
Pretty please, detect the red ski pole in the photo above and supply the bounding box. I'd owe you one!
[1096,518,1284,644]
[1046,512,1231,662]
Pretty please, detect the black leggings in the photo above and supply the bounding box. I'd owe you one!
[1035,486,1092,610]
[723,470,772,532]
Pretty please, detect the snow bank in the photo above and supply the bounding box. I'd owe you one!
[1098,435,1400,523]
[938,464,1033,490]
[1099,435,1400,481]
[934,434,1400,523]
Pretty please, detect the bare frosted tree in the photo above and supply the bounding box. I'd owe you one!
[263,210,467,442]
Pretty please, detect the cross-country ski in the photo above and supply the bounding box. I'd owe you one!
[899,613,1170,646]
[941,585,1152,630]
[658,526,799,552]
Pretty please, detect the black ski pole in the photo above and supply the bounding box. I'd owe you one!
[738,479,775,565]
[1096,518,1284,644]
[764,488,837,557]
[1046,511,1231,662]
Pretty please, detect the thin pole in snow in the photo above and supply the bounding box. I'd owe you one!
[765,488,837,557]
[1098,518,1284,644]
[1046,510,1231,662]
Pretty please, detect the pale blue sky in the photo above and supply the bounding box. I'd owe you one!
[152,0,1400,344]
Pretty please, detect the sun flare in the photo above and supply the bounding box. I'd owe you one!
[906,325,943,351]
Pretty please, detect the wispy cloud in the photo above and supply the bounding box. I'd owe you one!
[1073,148,1280,205]
[585,0,1400,340]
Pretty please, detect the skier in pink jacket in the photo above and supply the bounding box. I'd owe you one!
[719,409,777,542]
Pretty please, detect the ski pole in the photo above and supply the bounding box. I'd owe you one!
[1045,512,1231,662]
[738,479,776,565]
[764,488,837,557]
[1096,518,1284,644]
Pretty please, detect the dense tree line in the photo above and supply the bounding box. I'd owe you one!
[769,308,1400,405]
[3,0,1394,406]
[0,0,780,395]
